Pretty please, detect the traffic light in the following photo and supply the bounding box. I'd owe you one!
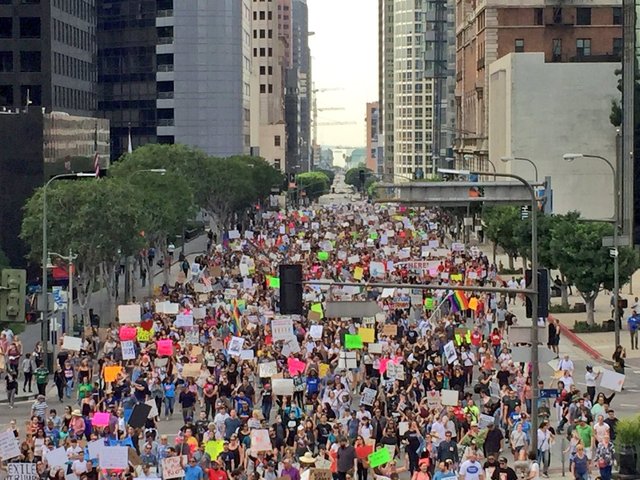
[358,169,366,190]
[279,264,303,315]
[0,269,26,322]
[525,268,549,319]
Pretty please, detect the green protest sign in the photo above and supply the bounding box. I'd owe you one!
[317,251,329,261]
[345,334,363,349]
[268,276,280,288]
[368,447,391,468]
[424,297,434,310]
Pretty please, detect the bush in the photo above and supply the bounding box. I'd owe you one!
[572,320,614,333]
[616,416,640,448]
[549,304,573,314]
[499,268,523,275]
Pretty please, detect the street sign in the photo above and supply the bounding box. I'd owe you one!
[602,235,630,247]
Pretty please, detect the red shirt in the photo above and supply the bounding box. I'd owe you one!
[208,469,229,480]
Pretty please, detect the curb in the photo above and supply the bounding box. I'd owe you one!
[551,314,603,361]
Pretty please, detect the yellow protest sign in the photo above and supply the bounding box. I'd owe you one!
[319,363,330,377]
[137,327,152,342]
[353,267,364,281]
[310,303,324,319]
[205,440,224,461]
[358,327,375,343]
[103,365,122,383]
[468,297,479,311]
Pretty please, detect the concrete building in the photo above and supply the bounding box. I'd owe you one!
[98,0,252,159]
[278,0,293,69]
[0,0,97,116]
[284,0,312,173]
[378,0,456,181]
[0,108,109,267]
[365,101,381,174]
[455,0,622,172]
[488,53,618,219]
[251,0,286,171]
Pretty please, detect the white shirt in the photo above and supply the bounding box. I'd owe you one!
[585,371,598,387]
[558,358,574,372]
[460,460,484,480]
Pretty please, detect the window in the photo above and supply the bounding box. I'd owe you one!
[553,7,562,23]
[259,11,265,20]
[613,7,622,25]
[613,37,623,57]
[268,66,273,75]
[260,29,265,38]
[259,47,265,57]
[268,11,272,20]
[19,17,41,38]
[268,47,272,56]
[576,38,591,57]
[534,8,543,25]
[268,84,272,93]
[0,85,13,105]
[274,135,281,146]
[515,39,524,52]
[20,51,40,72]
[260,84,266,93]
[0,52,12,72]
[576,8,591,25]
[552,38,562,61]
[0,18,12,38]
[260,65,266,75]
[253,29,257,39]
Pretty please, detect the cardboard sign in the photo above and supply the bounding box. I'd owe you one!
[146,400,159,419]
[103,366,122,383]
[122,341,136,360]
[175,314,194,328]
[193,307,207,320]
[250,429,272,452]
[309,470,332,480]
[182,363,202,378]
[0,431,21,461]
[118,304,141,323]
[99,446,129,469]
[162,457,185,479]
[204,441,224,461]
[368,448,391,468]
[309,325,323,339]
[7,463,37,480]
[259,361,278,378]
[119,326,137,341]
[382,324,397,337]
[441,389,459,406]
[92,412,110,427]
[62,336,82,352]
[87,440,105,460]
[368,343,383,354]
[44,446,67,468]
[338,351,357,370]
[358,327,375,343]
[272,378,295,396]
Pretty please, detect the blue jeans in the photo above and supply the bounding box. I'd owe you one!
[164,396,175,416]
[599,465,612,480]
[261,401,272,422]
[65,379,74,398]
[574,473,588,480]
[537,449,550,475]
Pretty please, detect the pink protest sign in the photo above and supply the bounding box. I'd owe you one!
[119,326,137,341]
[92,412,110,427]
[157,339,173,357]
[287,358,306,376]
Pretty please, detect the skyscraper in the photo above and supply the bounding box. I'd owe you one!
[0,0,97,115]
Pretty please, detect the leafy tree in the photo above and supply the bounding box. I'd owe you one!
[21,179,143,320]
[232,156,284,203]
[549,215,639,325]
[345,164,374,191]
[296,172,330,200]
[481,206,525,270]
[313,168,335,186]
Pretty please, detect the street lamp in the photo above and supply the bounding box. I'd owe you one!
[47,251,78,333]
[464,154,496,177]
[438,167,540,452]
[42,172,96,369]
[501,156,539,183]
[563,152,620,346]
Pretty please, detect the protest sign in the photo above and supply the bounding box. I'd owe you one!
[193,307,206,319]
[368,448,391,468]
[360,387,377,406]
[174,314,194,328]
[441,389,459,406]
[250,429,272,452]
[44,446,67,468]
[600,369,625,392]
[0,431,21,461]
[443,340,457,364]
[118,327,137,341]
[87,440,105,460]
[62,336,82,351]
[161,457,185,479]
[121,341,136,360]
[227,336,244,356]
[345,334,363,349]
[92,412,110,427]
[182,363,202,378]
[156,339,173,357]
[367,343,383,354]
[358,327,375,343]
[338,351,357,370]
[382,324,397,337]
[355,445,374,459]
[272,318,294,342]
[7,463,37,480]
[272,378,295,396]
[204,441,224,461]
[118,304,141,323]
[309,325,323,339]
[103,366,122,383]
[99,446,129,469]
[309,470,332,480]
[259,361,278,378]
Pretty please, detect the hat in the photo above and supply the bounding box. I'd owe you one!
[37,394,45,400]
[299,452,317,464]
[586,364,593,370]
[72,409,82,417]
[470,421,478,427]
[499,457,509,464]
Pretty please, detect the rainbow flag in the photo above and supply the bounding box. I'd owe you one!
[231,299,241,334]
[449,290,469,312]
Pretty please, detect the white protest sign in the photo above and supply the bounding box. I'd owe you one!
[399,422,409,436]
[175,314,194,328]
[146,400,159,419]
[161,456,185,479]
[441,389,459,406]
[121,340,136,360]
[99,445,129,469]
[360,387,377,406]
[259,361,278,378]
[271,317,294,342]
[338,351,357,370]
[62,336,82,352]
[228,230,240,240]
[87,439,105,460]
[118,304,141,323]
[250,429,272,453]
[193,307,206,320]
[443,340,457,364]
[599,369,625,392]
[272,378,295,396]
[0,431,21,461]
[44,446,68,468]
[7,463,37,480]
[240,349,255,360]
[309,325,323,339]
[368,343,383,354]
[227,336,244,356]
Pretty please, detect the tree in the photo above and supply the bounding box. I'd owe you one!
[232,156,284,204]
[345,164,373,191]
[296,172,330,200]
[481,206,525,270]
[21,179,144,321]
[313,168,335,186]
[549,215,639,325]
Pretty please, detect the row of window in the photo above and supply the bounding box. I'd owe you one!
[396,95,433,107]
[52,0,95,23]
[53,84,96,111]
[53,52,96,82]
[395,83,432,94]
[511,37,622,58]
[259,65,273,76]
[252,10,273,21]
[53,19,94,52]
[253,47,273,57]
[0,51,39,72]
[0,17,40,39]
[253,29,274,39]
[0,83,41,106]
[259,83,273,94]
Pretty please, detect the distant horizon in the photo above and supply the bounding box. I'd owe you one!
[307,0,377,148]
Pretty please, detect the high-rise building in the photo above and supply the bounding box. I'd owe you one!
[250,0,286,172]
[0,0,97,116]
[455,0,622,172]
[378,0,455,181]
[365,102,381,174]
[283,0,312,173]
[98,0,252,159]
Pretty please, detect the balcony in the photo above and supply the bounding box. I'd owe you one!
[157,119,174,126]
[157,91,174,99]
[157,64,174,72]
[157,9,173,17]
[157,36,174,45]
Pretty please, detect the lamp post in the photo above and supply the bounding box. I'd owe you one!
[48,250,78,333]
[563,153,620,346]
[501,156,539,183]
[123,169,167,303]
[42,172,96,369]
[438,167,539,451]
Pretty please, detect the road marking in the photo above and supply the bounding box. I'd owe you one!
[620,403,636,407]
[633,370,640,374]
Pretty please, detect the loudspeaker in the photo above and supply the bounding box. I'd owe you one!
[279,264,303,315]
[525,268,549,319]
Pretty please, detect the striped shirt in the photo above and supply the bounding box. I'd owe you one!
[31,400,48,420]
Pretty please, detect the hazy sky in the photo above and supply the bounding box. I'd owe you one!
[307,0,378,148]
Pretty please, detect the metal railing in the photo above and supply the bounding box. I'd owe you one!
[157,64,174,72]
[157,119,174,126]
